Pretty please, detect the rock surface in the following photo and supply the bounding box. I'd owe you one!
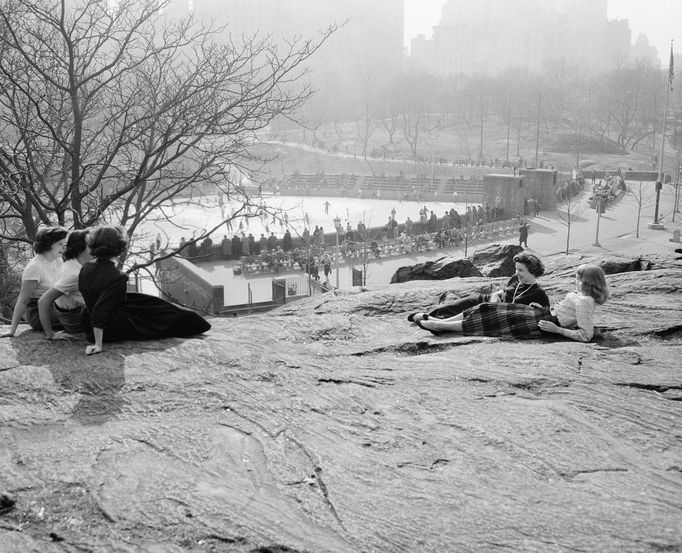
[1,253,681,553]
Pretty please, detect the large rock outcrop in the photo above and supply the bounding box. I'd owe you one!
[391,243,524,284]
[1,253,681,553]
[469,243,524,277]
[390,257,482,283]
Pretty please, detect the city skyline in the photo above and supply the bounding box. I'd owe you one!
[404,0,681,66]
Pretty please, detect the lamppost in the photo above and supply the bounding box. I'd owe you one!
[333,215,342,288]
[673,154,681,223]
[593,196,602,247]
[649,41,673,230]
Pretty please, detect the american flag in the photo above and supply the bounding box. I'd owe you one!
[669,44,674,91]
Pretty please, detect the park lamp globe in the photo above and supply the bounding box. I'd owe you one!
[333,216,342,233]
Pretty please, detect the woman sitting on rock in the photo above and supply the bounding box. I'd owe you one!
[38,229,92,340]
[78,225,211,355]
[1,226,68,337]
[408,252,550,324]
[415,264,608,343]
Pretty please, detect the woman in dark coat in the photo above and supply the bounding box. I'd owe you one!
[78,225,211,355]
[408,252,550,323]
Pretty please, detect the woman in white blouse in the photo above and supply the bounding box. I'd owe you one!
[1,226,68,336]
[38,229,91,340]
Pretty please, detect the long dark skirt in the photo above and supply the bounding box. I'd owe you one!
[84,293,211,343]
[428,294,484,319]
[461,303,557,338]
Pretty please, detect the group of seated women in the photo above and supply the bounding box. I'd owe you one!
[3,230,608,350]
[2,225,211,354]
[408,252,609,343]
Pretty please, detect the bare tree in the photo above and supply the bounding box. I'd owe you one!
[626,179,655,237]
[397,71,435,159]
[542,59,580,134]
[493,72,517,162]
[354,217,378,287]
[0,239,21,320]
[475,77,490,160]
[527,76,549,168]
[599,60,659,150]
[352,59,388,160]
[0,0,334,270]
[556,189,587,254]
[379,77,401,146]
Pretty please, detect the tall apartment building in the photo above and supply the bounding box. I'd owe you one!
[160,0,404,96]
[411,0,639,77]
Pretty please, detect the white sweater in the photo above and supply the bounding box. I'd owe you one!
[552,292,596,342]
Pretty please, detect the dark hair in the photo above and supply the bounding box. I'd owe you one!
[87,225,128,259]
[577,264,609,305]
[63,229,89,260]
[33,226,68,254]
[513,252,545,277]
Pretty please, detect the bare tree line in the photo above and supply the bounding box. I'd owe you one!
[0,0,678,271]
[301,57,681,164]
[0,0,335,270]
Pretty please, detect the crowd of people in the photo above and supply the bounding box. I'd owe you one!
[301,136,534,172]
[176,198,527,278]
[2,226,210,354]
[590,174,627,208]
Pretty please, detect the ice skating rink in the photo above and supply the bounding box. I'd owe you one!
[146,194,473,245]
[142,194,477,305]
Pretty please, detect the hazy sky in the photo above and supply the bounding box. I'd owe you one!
[404,0,681,66]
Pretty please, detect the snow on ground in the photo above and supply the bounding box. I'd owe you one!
[144,195,474,246]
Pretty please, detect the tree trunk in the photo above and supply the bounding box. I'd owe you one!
[506,119,511,162]
[636,179,642,238]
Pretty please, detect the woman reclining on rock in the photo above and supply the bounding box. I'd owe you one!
[415,263,608,343]
[407,252,550,324]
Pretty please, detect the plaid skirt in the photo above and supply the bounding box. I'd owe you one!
[461,303,558,338]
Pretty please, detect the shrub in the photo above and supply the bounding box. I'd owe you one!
[0,241,21,322]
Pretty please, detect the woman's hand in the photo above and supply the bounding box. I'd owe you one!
[538,320,560,334]
[489,290,503,303]
[85,344,103,355]
[51,331,76,341]
[529,302,542,309]
[86,328,105,355]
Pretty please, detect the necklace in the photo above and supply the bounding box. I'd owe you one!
[512,282,536,303]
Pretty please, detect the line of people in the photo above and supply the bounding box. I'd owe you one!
[179,230,294,261]
[2,226,210,354]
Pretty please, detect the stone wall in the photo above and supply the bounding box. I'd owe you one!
[155,254,224,315]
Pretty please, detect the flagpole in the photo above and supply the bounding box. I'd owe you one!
[649,40,674,229]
